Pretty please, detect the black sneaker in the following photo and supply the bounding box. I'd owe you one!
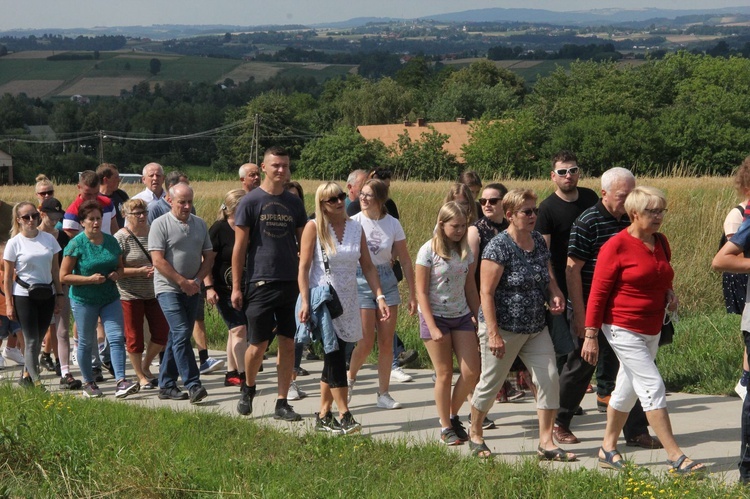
[60,373,82,390]
[188,384,208,404]
[273,401,302,422]
[102,361,115,377]
[468,414,497,430]
[158,386,189,400]
[315,411,343,435]
[92,367,105,383]
[18,375,34,388]
[450,416,469,442]
[340,411,362,435]
[397,349,419,368]
[237,384,255,415]
[294,367,309,376]
[40,353,55,372]
[305,346,320,361]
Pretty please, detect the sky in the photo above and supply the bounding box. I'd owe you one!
[2,0,749,31]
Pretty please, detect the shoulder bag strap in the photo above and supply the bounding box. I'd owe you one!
[319,240,333,285]
[126,228,152,263]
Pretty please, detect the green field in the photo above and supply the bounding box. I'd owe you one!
[151,55,243,82]
[0,58,97,85]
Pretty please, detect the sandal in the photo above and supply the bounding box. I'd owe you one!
[666,455,706,476]
[537,445,577,462]
[469,440,492,458]
[598,447,627,470]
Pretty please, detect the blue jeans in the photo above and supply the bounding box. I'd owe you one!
[157,292,201,390]
[71,299,127,384]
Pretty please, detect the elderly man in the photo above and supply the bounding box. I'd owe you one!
[231,146,308,420]
[345,169,367,209]
[149,183,215,404]
[63,170,119,238]
[132,162,166,206]
[554,167,659,450]
[239,163,261,193]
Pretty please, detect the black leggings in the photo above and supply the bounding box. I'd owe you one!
[321,337,349,388]
[14,294,55,382]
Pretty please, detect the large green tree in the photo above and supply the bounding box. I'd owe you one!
[296,126,387,179]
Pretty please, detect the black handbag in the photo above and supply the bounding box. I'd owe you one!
[320,243,344,319]
[15,276,54,301]
[655,233,676,347]
[392,259,404,282]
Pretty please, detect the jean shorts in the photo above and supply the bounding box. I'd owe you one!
[356,264,401,309]
[0,315,22,340]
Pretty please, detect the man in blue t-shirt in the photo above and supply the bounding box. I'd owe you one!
[231,146,308,421]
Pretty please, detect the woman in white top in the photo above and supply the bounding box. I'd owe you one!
[348,179,417,409]
[3,202,63,387]
[298,182,389,434]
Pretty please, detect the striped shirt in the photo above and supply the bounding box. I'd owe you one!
[567,201,630,301]
[114,229,155,300]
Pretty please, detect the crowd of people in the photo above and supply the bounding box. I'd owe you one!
[0,145,728,478]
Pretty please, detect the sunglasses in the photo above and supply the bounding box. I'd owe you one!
[479,197,501,206]
[554,167,579,176]
[644,208,668,216]
[129,211,147,217]
[19,213,41,221]
[516,208,539,217]
[37,190,54,196]
[324,193,346,205]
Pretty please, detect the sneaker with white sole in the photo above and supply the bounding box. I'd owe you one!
[390,367,413,383]
[199,357,225,374]
[376,391,402,409]
[736,380,747,401]
[315,411,343,435]
[441,427,462,445]
[115,379,140,398]
[288,380,307,401]
[347,378,355,404]
[83,382,103,398]
[2,347,24,365]
[340,411,362,435]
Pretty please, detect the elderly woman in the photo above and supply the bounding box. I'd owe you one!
[114,198,169,389]
[298,182,389,435]
[589,186,704,474]
[468,188,572,460]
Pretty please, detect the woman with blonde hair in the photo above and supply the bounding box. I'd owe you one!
[204,189,249,388]
[298,181,389,434]
[444,183,478,225]
[416,201,480,445]
[114,198,169,389]
[35,174,56,204]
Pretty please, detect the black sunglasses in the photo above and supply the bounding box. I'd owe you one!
[19,213,41,221]
[324,193,346,205]
[516,208,539,217]
[37,190,54,196]
[554,166,579,176]
[479,197,501,206]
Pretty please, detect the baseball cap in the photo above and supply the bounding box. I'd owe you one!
[40,197,64,215]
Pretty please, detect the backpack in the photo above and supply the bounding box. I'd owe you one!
[719,205,744,250]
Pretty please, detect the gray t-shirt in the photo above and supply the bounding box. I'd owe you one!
[148,212,212,295]
[234,187,307,283]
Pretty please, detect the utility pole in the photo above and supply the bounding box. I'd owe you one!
[248,114,260,165]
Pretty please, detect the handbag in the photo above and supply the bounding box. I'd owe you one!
[15,275,54,301]
[500,233,575,356]
[392,259,404,282]
[655,233,676,347]
[320,243,344,319]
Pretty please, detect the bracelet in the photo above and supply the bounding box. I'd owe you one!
[585,335,597,339]
[376,294,386,301]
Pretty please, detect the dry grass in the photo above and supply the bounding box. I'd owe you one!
[220,61,283,83]
[59,77,146,96]
[2,50,58,59]
[0,79,64,98]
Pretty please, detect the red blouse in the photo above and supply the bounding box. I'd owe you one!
[585,229,673,335]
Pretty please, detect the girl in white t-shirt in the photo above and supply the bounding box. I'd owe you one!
[415,201,480,446]
[3,202,63,386]
[348,179,416,410]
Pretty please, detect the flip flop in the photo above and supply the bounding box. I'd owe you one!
[666,455,707,476]
[537,445,577,462]
[598,447,627,470]
[469,440,492,458]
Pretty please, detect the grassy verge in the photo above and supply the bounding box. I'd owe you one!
[0,386,745,498]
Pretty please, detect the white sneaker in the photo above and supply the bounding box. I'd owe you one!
[71,345,79,366]
[287,380,307,401]
[2,347,24,365]
[376,391,402,409]
[347,378,355,404]
[390,366,413,383]
[736,380,747,401]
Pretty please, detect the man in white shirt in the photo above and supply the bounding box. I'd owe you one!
[132,163,166,206]
[239,163,261,193]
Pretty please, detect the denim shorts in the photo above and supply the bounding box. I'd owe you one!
[0,315,21,340]
[356,264,401,309]
[419,312,475,339]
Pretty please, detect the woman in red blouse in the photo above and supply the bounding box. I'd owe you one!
[585,186,705,475]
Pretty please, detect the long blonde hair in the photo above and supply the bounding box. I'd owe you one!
[444,182,478,224]
[314,182,347,255]
[217,189,246,221]
[11,202,37,237]
[432,201,470,261]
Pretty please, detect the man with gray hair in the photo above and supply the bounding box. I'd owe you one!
[554,167,659,450]
[345,169,368,209]
[239,163,261,193]
[132,163,166,206]
[149,182,215,404]
[147,171,190,224]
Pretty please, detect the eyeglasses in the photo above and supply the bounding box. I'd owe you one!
[324,193,346,205]
[37,190,54,196]
[554,167,579,176]
[644,208,668,216]
[479,197,501,206]
[359,192,374,200]
[129,211,147,217]
[516,208,539,217]
[19,213,41,221]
